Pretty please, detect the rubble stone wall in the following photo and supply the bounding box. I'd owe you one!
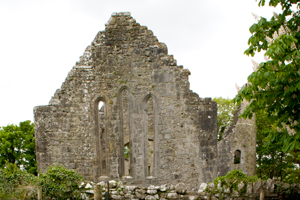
[83,179,299,200]
[34,12,219,191]
[217,102,256,177]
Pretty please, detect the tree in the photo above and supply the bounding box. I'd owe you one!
[0,121,36,174]
[234,0,300,151]
[213,97,236,141]
[255,109,300,182]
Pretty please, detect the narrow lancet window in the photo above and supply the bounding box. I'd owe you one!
[146,96,154,176]
[234,150,241,164]
[122,89,131,176]
[98,101,107,175]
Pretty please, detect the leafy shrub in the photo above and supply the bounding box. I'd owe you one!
[39,164,85,200]
[0,162,38,199]
[206,170,258,195]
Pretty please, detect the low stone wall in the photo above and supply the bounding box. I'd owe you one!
[82,179,300,200]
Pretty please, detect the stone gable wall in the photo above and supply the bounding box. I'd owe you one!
[34,12,219,191]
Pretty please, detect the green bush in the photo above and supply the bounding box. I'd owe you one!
[206,170,258,195]
[39,164,85,200]
[0,162,38,199]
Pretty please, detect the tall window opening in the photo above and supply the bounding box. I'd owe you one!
[122,89,131,176]
[234,150,241,164]
[146,96,154,176]
[98,101,107,175]
[124,143,130,175]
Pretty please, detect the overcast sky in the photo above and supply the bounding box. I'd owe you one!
[0,0,281,126]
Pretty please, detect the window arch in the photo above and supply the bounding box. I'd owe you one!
[117,86,133,178]
[94,97,108,178]
[143,93,159,178]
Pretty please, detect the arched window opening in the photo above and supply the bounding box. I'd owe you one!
[147,96,154,176]
[98,101,107,175]
[234,150,241,164]
[121,89,131,177]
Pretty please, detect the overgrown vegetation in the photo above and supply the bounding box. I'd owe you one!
[39,164,86,200]
[256,109,300,183]
[0,163,86,199]
[206,170,258,195]
[0,162,38,199]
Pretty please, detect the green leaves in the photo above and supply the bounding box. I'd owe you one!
[213,97,236,141]
[235,0,300,151]
[0,163,86,199]
[39,164,85,200]
[0,162,38,199]
[0,120,36,175]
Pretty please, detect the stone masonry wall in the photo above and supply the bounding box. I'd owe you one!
[34,12,218,192]
[217,102,256,177]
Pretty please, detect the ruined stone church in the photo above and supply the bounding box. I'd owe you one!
[34,12,256,191]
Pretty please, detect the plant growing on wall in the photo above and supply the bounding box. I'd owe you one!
[206,170,258,195]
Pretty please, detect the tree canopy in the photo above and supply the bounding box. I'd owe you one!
[235,0,300,151]
[0,121,36,175]
[213,97,236,141]
[255,109,300,182]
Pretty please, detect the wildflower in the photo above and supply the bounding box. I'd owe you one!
[278,25,286,36]
[284,85,289,91]
[287,126,296,136]
[281,122,287,129]
[252,12,260,21]
[272,31,279,40]
[265,83,269,90]
[235,84,240,92]
[258,86,263,90]
[264,55,269,61]
[291,42,297,51]
[266,36,273,44]
[277,127,283,132]
[285,26,291,34]
[251,59,260,71]
[293,120,299,126]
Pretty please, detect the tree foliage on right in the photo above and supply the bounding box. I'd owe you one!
[234,0,300,151]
